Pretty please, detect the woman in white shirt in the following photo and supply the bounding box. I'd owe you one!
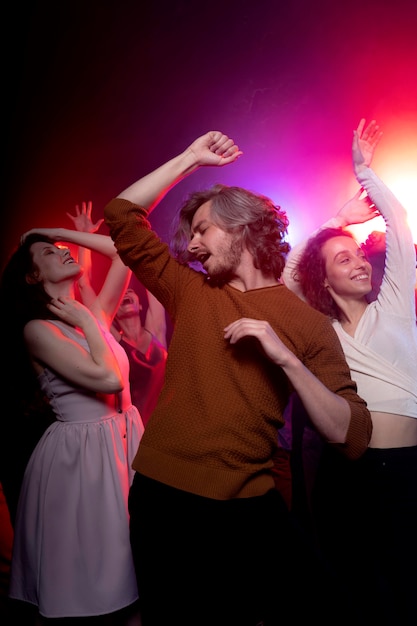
[282,119,417,626]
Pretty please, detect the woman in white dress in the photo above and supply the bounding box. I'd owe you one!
[1,208,144,624]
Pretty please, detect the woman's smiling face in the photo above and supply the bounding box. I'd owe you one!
[322,235,372,299]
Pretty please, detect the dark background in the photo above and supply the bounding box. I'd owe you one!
[3,0,417,281]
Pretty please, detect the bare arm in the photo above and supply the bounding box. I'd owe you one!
[24,298,123,393]
[24,212,132,328]
[22,226,118,256]
[66,201,101,308]
[144,290,168,349]
[116,131,242,214]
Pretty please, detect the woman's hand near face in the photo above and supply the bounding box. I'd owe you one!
[47,296,98,329]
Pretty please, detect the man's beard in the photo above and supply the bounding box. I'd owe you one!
[207,236,242,284]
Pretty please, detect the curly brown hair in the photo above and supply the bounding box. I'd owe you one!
[296,227,357,321]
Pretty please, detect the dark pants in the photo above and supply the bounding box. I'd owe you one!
[129,472,358,626]
[313,444,417,626]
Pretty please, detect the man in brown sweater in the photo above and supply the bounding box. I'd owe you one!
[104,131,372,626]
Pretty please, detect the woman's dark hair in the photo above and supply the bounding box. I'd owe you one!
[169,184,291,279]
[295,227,356,321]
[0,233,59,328]
[0,234,63,398]
[0,234,62,399]
[0,234,57,513]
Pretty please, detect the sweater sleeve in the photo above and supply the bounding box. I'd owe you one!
[334,398,372,460]
[304,314,373,460]
[104,197,178,316]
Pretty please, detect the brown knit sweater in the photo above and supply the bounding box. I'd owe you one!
[105,198,372,500]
